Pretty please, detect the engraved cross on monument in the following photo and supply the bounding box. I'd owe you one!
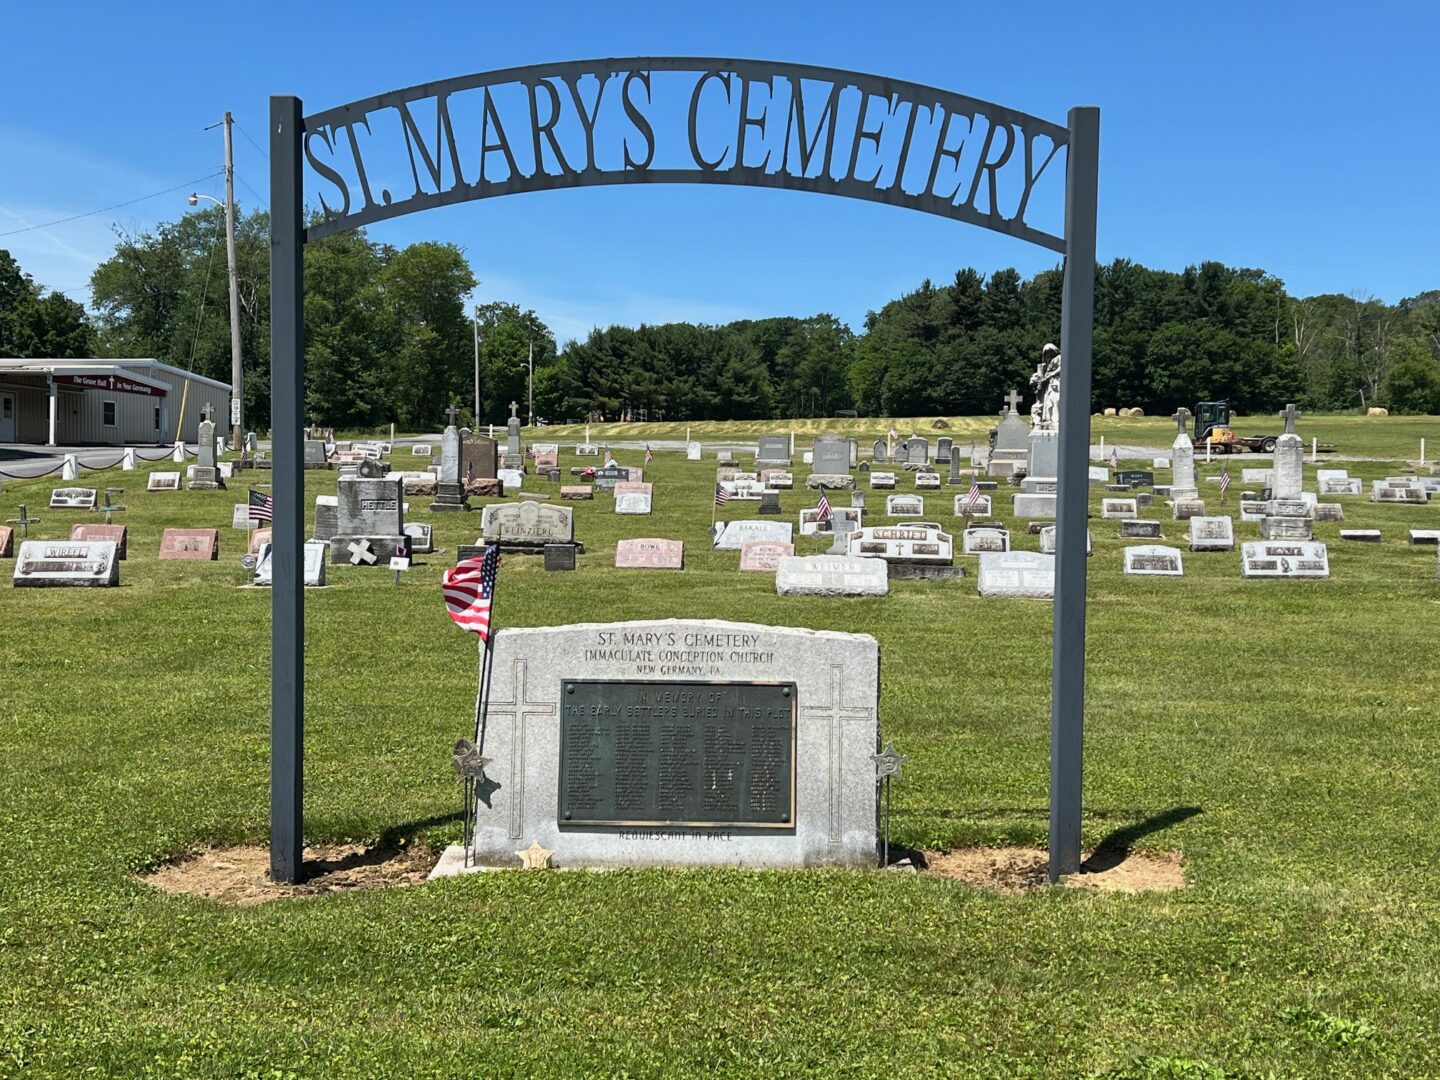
[1280,403,1300,435]
[799,664,876,845]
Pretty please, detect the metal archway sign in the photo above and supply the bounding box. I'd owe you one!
[268,58,1098,884]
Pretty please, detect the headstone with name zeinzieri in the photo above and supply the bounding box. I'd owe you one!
[480,500,575,554]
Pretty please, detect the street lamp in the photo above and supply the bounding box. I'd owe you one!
[188,110,243,450]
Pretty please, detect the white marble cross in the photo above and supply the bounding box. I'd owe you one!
[347,539,377,565]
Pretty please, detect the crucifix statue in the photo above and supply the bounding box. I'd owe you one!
[1004,389,1023,415]
[445,403,460,429]
[203,402,214,423]
[1171,406,1192,435]
[1280,403,1300,435]
[509,401,519,421]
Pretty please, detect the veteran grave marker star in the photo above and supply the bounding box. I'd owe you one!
[516,840,554,870]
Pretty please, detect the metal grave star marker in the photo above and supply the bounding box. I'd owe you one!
[516,840,554,870]
[872,741,909,781]
[347,538,377,565]
[451,738,492,779]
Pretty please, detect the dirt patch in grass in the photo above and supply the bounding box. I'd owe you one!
[925,846,1185,894]
[140,842,441,905]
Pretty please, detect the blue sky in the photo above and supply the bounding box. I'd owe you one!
[2,0,1435,346]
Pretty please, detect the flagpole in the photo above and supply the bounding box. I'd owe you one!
[473,542,502,750]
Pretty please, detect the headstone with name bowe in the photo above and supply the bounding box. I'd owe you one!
[615,538,684,570]
[13,539,119,587]
[330,477,408,565]
[739,539,794,571]
[432,619,879,873]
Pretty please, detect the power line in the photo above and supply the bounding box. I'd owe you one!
[236,173,269,210]
[0,171,224,238]
[233,119,269,161]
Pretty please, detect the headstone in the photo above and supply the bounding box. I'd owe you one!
[146,472,180,493]
[158,528,219,561]
[613,481,654,515]
[885,494,924,517]
[13,539,119,587]
[0,526,11,558]
[534,452,559,470]
[757,491,782,515]
[1188,516,1235,551]
[850,491,866,510]
[977,551,1055,598]
[431,413,471,512]
[756,435,791,464]
[69,524,127,560]
[498,468,525,493]
[303,440,328,468]
[592,466,627,492]
[872,439,889,463]
[506,401,522,456]
[892,442,908,464]
[1152,456,1171,470]
[1100,498,1138,520]
[1408,529,1440,546]
[962,527,1009,554]
[188,410,223,489]
[1319,477,1362,496]
[543,543,577,571]
[952,494,993,519]
[1171,497,1206,520]
[1259,516,1314,541]
[1119,520,1162,539]
[848,523,954,565]
[481,501,575,552]
[402,522,434,554]
[905,437,929,465]
[1115,470,1154,487]
[254,541,328,587]
[776,555,888,596]
[1088,466,1109,485]
[1240,540,1330,579]
[915,471,941,490]
[935,437,953,464]
[1242,468,1273,486]
[810,435,852,479]
[248,527,273,556]
[49,487,98,510]
[1027,428,1058,479]
[686,441,702,461]
[1123,545,1184,576]
[313,495,338,541]
[948,452,964,485]
[560,486,593,500]
[798,506,862,537]
[331,477,408,564]
[411,443,433,457]
[1371,483,1425,504]
[712,520,793,550]
[1012,491,1057,518]
[459,619,878,869]
[1339,530,1383,543]
[615,538,684,570]
[869,471,897,490]
[739,540,794,571]
[576,443,600,457]
[762,469,793,490]
[1312,503,1344,522]
[1169,407,1199,500]
[1038,526,1092,556]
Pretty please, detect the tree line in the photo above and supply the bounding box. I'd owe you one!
[1,205,1436,430]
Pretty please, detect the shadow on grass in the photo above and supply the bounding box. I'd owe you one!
[1082,805,1203,873]
[299,810,463,880]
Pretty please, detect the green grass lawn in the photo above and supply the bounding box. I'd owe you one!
[1,425,1438,1077]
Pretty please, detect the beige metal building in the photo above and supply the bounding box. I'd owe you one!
[0,359,231,446]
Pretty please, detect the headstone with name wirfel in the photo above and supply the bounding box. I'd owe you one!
[13,539,119,587]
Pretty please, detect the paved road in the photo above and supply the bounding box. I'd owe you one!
[0,443,193,480]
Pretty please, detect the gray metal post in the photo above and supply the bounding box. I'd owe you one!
[1049,105,1100,883]
[269,95,305,884]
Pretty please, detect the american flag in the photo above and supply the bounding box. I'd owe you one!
[714,483,731,507]
[644,444,653,464]
[1220,468,1231,497]
[442,544,500,640]
[247,488,273,522]
[966,477,981,510]
[888,425,898,441]
[1109,447,1119,468]
[466,459,476,486]
[816,491,832,521]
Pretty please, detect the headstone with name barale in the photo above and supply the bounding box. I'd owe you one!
[330,477,408,564]
[713,520,793,550]
[443,619,879,872]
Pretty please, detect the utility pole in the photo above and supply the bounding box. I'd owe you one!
[207,112,244,450]
[527,339,534,426]
[473,305,481,425]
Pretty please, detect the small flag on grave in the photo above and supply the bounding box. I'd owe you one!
[442,543,500,640]
[816,491,832,521]
[714,483,731,507]
[248,488,273,522]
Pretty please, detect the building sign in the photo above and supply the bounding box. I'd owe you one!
[54,373,166,397]
[300,58,1070,250]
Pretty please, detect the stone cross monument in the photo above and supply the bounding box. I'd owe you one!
[188,402,224,490]
[430,404,470,512]
[1169,407,1198,500]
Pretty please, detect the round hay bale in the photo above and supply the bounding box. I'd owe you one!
[1103,407,1117,417]
[932,418,950,429]
[1117,407,1133,418]
[1129,407,1144,417]
[1367,406,1389,417]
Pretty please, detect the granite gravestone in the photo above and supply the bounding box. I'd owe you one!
[977,551,1056,598]
[1169,407,1199,501]
[447,619,879,871]
[756,435,791,465]
[1272,404,1304,500]
[188,407,225,490]
[1038,526,1091,556]
[1101,498,1138,520]
[402,522,434,554]
[253,541,328,587]
[935,437,953,464]
[431,407,470,512]
[848,523,954,565]
[1123,545,1184,576]
[798,506,861,537]
[775,555,888,596]
[808,436,853,488]
[313,495,338,541]
[885,494,924,517]
[480,501,575,554]
[905,437,929,465]
[544,544,577,571]
[50,487,98,510]
[1120,520,1163,539]
[989,390,1031,477]
[1188,516,1235,552]
[70,524,127,560]
[869,471,897,490]
[615,538,684,569]
[497,468,525,493]
[915,472,941,490]
[686,441,702,461]
[158,528,219,561]
[505,401,523,457]
[739,540,794,571]
[962,527,1009,554]
[330,477,408,564]
[1241,540,1330,579]
[0,526,12,559]
[613,482,654,515]
[872,439,889,464]
[147,473,180,492]
[13,539,119,587]
[713,520,793,550]
[952,494,993,518]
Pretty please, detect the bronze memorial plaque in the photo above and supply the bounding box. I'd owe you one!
[558,680,796,828]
